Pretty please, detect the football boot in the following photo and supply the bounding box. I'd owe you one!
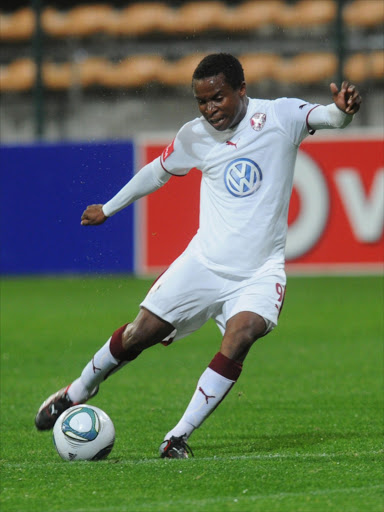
[159,435,194,459]
[35,384,99,431]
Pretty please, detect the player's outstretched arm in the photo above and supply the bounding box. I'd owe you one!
[330,81,362,115]
[81,204,107,226]
[81,159,172,226]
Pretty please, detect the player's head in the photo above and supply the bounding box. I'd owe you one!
[192,53,248,132]
[193,53,245,90]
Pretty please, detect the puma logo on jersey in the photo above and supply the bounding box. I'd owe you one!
[226,140,238,148]
[199,387,215,404]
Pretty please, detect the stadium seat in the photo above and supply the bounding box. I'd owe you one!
[105,3,175,37]
[275,0,336,30]
[0,58,35,91]
[371,51,384,80]
[63,5,114,37]
[220,1,284,32]
[160,53,207,86]
[43,62,72,90]
[274,53,337,84]
[239,53,281,83]
[100,55,165,88]
[76,57,109,87]
[0,7,34,41]
[276,0,336,29]
[1,51,381,93]
[344,51,384,82]
[160,1,228,34]
[343,0,384,29]
[41,8,72,38]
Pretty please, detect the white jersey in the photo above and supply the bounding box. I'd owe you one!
[160,97,318,277]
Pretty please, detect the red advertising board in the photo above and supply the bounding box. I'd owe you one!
[135,135,384,275]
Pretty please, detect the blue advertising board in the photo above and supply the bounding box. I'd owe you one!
[0,141,135,274]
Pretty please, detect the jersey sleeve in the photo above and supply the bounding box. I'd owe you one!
[160,121,202,176]
[273,98,320,146]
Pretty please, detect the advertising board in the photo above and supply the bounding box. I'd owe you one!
[137,135,383,275]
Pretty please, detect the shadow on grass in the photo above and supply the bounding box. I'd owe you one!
[202,429,383,454]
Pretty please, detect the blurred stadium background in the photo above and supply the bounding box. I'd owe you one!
[1,0,383,138]
[0,0,383,276]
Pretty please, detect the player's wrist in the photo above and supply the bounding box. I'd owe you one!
[101,204,112,217]
[333,102,354,116]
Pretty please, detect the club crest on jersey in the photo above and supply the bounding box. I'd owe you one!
[224,158,262,197]
[162,139,175,161]
[250,113,266,131]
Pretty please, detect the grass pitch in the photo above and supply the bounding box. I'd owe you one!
[0,275,383,512]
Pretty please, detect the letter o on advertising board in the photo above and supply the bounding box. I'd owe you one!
[286,151,329,260]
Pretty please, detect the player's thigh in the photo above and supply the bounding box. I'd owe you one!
[215,268,286,336]
[140,251,222,337]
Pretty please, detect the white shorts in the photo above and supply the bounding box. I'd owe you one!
[141,248,286,343]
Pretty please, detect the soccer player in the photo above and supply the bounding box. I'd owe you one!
[35,53,361,458]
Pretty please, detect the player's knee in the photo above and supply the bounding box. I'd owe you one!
[234,317,266,345]
[223,315,267,360]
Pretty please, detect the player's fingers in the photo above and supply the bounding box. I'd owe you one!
[341,80,349,92]
[347,88,361,110]
[329,82,339,96]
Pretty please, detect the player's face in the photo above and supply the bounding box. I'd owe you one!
[193,73,248,131]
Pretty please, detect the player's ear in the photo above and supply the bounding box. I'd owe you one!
[239,81,247,97]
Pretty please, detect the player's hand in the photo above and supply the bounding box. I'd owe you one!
[330,81,362,115]
[81,204,108,226]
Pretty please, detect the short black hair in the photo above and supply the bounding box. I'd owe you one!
[192,53,245,90]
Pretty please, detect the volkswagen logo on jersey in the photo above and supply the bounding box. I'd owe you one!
[224,158,263,197]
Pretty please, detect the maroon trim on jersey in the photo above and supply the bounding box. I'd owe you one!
[148,269,168,294]
[306,104,321,135]
[209,352,243,381]
[278,285,287,318]
[159,158,198,177]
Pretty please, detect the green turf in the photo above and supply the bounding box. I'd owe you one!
[0,275,383,512]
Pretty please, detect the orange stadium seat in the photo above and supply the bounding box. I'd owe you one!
[0,7,34,41]
[43,62,72,89]
[239,53,281,83]
[105,3,175,37]
[100,55,165,88]
[64,5,114,37]
[344,53,368,82]
[42,8,72,38]
[1,51,381,93]
[76,57,109,87]
[160,53,207,86]
[274,52,337,84]
[160,1,229,34]
[344,51,384,82]
[0,58,35,91]
[221,1,284,32]
[343,0,384,29]
[371,51,384,80]
[276,0,336,30]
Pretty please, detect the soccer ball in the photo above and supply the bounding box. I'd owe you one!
[53,405,115,461]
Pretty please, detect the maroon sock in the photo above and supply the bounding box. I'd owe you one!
[109,323,130,360]
[208,352,243,381]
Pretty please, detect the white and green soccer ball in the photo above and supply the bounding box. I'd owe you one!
[53,405,115,461]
